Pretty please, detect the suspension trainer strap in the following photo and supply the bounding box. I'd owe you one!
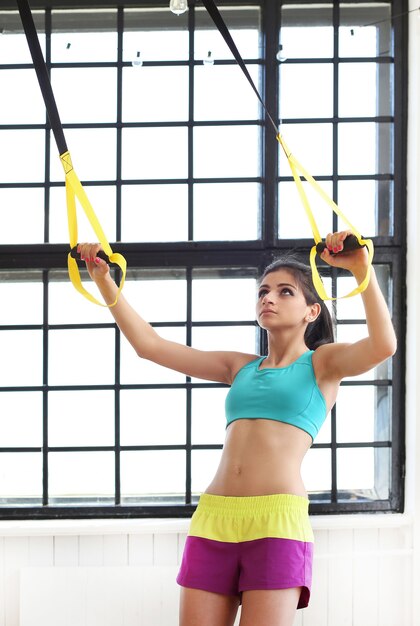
[277,136,374,300]
[201,0,374,300]
[17,0,126,307]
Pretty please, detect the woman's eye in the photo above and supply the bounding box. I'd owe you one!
[258,290,267,298]
[281,288,293,295]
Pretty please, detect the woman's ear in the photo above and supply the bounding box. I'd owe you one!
[306,302,321,323]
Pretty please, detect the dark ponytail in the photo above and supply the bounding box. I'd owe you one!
[259,255,334,350]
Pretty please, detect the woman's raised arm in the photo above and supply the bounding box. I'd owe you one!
[77,243,256,384]
[314,231,397,381]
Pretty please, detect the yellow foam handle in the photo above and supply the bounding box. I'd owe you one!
[277,134,374,301]
[61,151,126,307]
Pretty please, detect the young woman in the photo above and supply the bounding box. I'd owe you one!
[78,230,396,626]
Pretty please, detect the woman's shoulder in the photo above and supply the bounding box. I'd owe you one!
[228,352,261,384]
[312,342,351,381]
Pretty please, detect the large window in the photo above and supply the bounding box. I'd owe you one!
[0,0,406,518]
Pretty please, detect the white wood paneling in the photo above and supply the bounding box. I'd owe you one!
[328,529,354,626]
[128,534,154,565]
[103,535,128,566]
[79,535,104,566]
[353,529,379,626]
[378,553,412,626]
[4,537,30,626]
[0,538,5,626]
[177,533,187,565]
[292,607,304,626]
[154,533,178,566]
[54,536,79,566]
[0,523,411,625]
[301,561,328,626]
[29,536,54,566]
[20,567,180,626]
[301,529,328,626]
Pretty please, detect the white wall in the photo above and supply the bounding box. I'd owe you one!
[0,516,413,626]
[0,5,418,626]
[407,1,420,625]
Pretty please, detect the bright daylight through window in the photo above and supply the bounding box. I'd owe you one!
[0,0,406,518]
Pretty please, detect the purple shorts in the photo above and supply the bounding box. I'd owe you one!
[177,493,314,609]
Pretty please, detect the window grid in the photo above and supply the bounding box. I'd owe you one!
[0,0,406,519]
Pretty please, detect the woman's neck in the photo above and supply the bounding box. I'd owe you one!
[265,334,308,367]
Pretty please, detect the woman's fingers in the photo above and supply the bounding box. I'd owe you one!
[77,242,102,263]
[325,230,353,254]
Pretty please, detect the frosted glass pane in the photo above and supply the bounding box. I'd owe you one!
[0,188,45,244]
[51,68,117,123]
[337,447,374,491]
[279,124,333,177]
[336,385,391,443]
[0,130,45,183]
[122,276,186,323]
[194,65,260,121]
[192,326,257,355]
[120,389,185,446]
[48,272,113,325]
[193,183,260,241]
[49,452,115,498]
[338,123,392,175]
[194,126,260,178]
[0,274,43,325]
[122,127,188,180]
[48,390,115,447]
[0,392,42,447]
[48,328,115,386]
[192,278,256,322]
[121,184,188,242]
[195,8,260,60]
[338,448,390,501]
[280,26,333,58]
[0,27,45,64]
[121,450,185,498]
[50,128,117,182]
[336,276,367,320]
[278,180,333,240]
[124,12,189,62]
[51,25,118,63]
[339,26,378,58]
[122,66,188,122]
[301,448,331,493]
[339,64,379,117]
[279,64,333,119]
[49,185,116,245]
[316,411,331,444]
[192,449,222,495]
[337,180,377,238]
[0,69,46,124]
[0,453,42,498]
[0,331,42,387]
[192,387,227,445]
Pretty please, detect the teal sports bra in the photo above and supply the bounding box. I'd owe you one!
[225,351,327,441]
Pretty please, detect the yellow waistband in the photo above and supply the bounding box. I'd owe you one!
[197,492,310,517]
[190,493,313,543]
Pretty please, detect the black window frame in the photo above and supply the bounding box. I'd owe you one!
[0,0,407,519]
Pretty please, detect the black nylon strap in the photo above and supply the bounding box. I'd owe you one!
[17,0,68,155]
[201,0,279,134]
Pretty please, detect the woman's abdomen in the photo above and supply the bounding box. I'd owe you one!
[205,418,311,498]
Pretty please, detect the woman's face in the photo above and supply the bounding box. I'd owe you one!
[256,268,315,332]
